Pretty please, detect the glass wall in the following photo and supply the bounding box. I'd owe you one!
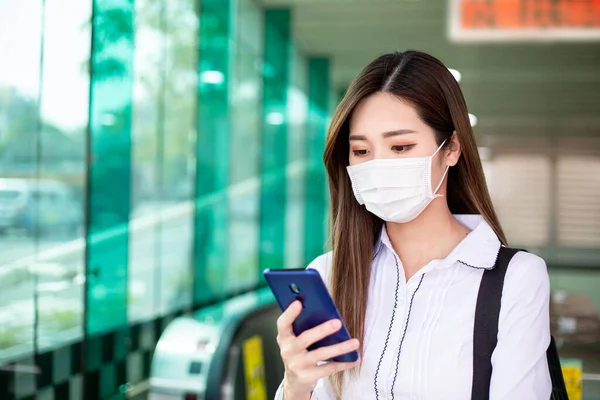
[87,0,134,337]
[193,0,232,305]
[158,0,198,315]
[0,0,323,397]
[259,9,291,278]
[285,45,309,269]
[129,0,199,321]
[0,0,41,368]
[228,0,264,290]
[129,0,164,323]
[304,58,330,260]
[37,0,90,351]
[0,0,90,365]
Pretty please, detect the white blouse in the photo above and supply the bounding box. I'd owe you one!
[275,214,552,400]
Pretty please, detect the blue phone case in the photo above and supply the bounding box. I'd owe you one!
[263,268,359,363]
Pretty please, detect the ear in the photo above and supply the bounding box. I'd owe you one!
[446,131,462,167]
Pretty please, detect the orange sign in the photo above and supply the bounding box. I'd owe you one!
[449,0,600,41]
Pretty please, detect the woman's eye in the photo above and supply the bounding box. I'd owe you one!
[352,149,368,156]
[392,144,414,152]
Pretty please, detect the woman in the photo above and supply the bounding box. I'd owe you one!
[274,51,551,400]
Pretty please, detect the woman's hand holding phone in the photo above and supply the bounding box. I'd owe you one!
[276,300,361,400]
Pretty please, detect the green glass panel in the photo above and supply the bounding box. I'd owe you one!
[285,46,309,269]
[36,0,91,351]
[130,0,198,319]
[193,0,232,305]
[228,0,263,292]
[159,0,198,314]
[0,1,43,364]
[259,9,291,278]
[129,0,163,323]
[304,58,330,261]
[87,0,135,335]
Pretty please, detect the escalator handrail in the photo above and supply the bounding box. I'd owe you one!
[204,300,278,399]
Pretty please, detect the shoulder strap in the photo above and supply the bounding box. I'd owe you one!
[471,246,520,400]
[548,336,569,399]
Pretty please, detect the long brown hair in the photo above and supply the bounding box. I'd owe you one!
[323,51,506,395]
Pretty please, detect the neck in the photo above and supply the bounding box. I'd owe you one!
[385,198,470,280]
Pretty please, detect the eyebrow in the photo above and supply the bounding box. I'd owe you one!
[348,129,417,141]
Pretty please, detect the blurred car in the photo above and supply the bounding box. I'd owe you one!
[0,178,82,236]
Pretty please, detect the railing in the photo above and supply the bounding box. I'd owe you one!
[148,287,284,400]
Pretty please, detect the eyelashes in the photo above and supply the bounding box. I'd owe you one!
[351,144,415,157]
[391,144,415,152]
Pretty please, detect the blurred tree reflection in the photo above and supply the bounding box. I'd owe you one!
[0,0,202,206]
[0,86,84,180]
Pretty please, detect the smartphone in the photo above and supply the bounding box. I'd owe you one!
[263,268,359,363]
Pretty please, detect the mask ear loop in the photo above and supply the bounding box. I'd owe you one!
[432,137,450,196]
[433,165,450,196]
[431,138,448,158]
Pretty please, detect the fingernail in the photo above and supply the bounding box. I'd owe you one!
[330,320,341,329]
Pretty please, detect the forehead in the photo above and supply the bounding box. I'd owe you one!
[349,92,424,135]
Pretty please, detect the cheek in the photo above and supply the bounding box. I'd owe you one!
[347,154,356,166]
[348,157,360,166]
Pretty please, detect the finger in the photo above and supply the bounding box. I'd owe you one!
[295,319,342,350]
[307,338,360,364]
[276,300,303,338]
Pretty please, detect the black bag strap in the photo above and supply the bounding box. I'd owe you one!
[471,246,519,400]
[548,337,569,399]
[472,247,569,400]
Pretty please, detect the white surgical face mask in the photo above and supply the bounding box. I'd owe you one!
[346,140,449,223]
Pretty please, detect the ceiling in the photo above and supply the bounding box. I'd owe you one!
[259,0,600,143]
